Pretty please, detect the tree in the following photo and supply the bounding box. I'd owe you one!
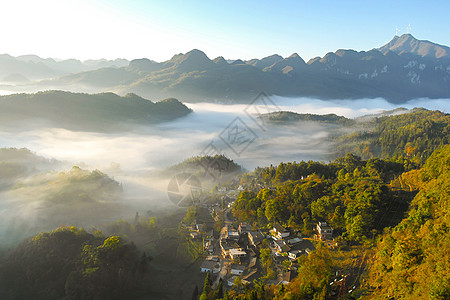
[203,272,212,294]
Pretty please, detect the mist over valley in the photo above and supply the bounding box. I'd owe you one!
[0,5,449,296]
[0,91,448,250]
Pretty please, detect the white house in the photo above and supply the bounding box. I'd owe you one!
[274,239,290,253]
[273,224,290,239]
[229,248,246,260]
[316,222,333,240]
[227,231,240,240]
[288,250,303,260]
[200,260,220,273]
[230,264,245,276]
[227,275,238,286]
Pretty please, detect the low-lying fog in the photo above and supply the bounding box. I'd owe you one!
[0,95,449,247]
[2,96,449,170]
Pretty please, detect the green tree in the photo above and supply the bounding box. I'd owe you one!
[203,272,212,294]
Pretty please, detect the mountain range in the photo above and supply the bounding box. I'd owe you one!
[0,55,129,82]
[1,34,449,103]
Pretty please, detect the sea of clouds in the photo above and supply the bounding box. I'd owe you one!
[0,95,448,247]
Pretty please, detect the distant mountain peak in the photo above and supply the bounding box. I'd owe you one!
[177,49,211,63]
[231,59,245,65]
[128,58,161,72]
[170,49,213,70]
[213,56,227,65]
[379,34,450,59]
[246,54,283,70]
[286,53,305,64]
[184,49,209,58]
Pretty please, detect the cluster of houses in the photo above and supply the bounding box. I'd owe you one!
[187,222,214,240]
[218,222,264,286]
[193,196,334,290]
[271,224,312,261]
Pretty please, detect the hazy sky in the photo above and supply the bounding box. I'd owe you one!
[1,0,449,62]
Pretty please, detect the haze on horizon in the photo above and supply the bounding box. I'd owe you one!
[1,0,450,62]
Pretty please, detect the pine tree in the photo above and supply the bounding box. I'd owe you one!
[203,272,212,294]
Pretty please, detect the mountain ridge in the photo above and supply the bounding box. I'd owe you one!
[378,34,450,59]
[2,34,450,103]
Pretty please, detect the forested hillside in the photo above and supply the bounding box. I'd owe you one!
[334,108,450,167]
[224,145,449,299]
[365,145,450,299]
[0,162,124,247]
[0,227,152,299]
[235,154,408,242]
[164,155,243,181]
[0,91,192,131]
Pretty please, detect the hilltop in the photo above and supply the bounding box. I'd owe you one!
[0,91,192,131]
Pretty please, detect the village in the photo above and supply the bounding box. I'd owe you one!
[181,189,334,292]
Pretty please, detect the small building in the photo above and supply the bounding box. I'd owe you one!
[229,248,247,260]
[273,224,290,240]
[227,231,240,240]
[274,239,290,253]
[227,275,238,286]
[248,257,257,269]
[316,222,333,240]
[220,238,232,257]
[238,223,252,234]
[281,271,297,284]
[247,231,265,246]
[190,231,199,239]
[230,264,245,276]
[200,260,220,273]
[286,237,303,245]
[288,250,303,260]
[204,240,214,255]
[206,255,219,262]
[220,239,241,257]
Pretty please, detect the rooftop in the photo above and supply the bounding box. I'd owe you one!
[201,260,219,270]
[287,237,302,244]
[231,264,245,271]
[318,222,332,229]
[273,224,287,233]
[229,248,246,256]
